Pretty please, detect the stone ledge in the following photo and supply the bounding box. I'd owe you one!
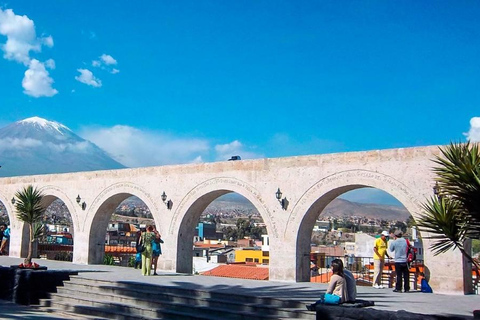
[0,266,77,305]
[315,305,473,320]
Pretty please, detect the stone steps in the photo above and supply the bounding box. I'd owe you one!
[38,276,315,319]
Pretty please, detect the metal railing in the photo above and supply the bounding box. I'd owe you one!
[311,255,425,290]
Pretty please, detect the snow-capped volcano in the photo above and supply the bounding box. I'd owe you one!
[0,117,126,177]
[19,116,70,134]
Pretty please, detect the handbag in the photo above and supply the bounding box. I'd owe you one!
[136,235,145,253]
[136,243,145,253]
[323,293,341,305]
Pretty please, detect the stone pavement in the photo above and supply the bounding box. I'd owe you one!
[0,256,478,319]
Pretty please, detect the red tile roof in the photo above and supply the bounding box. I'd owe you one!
[201,264,269,280]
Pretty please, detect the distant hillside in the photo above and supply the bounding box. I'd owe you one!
[322,198,410,221]
[201,194,410,221]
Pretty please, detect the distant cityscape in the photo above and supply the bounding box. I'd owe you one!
[0,194,412,242]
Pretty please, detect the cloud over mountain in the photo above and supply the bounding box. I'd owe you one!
[80,125,263,167]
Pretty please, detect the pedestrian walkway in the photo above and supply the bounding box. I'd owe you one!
[0,256,478,319]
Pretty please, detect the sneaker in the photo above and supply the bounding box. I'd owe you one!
[393,289,400,292]
[373,284,380,289]
[379,285,385,289]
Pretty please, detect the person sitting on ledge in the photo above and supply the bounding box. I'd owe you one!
[332,258,356,303]
[306,259,348,310]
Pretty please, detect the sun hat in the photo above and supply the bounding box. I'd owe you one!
[381,231,389,236]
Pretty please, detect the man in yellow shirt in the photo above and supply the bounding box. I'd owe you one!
[373,230,390,288]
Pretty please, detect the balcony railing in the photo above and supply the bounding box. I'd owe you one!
[311,256,425,290]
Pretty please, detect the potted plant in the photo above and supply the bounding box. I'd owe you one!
[13,185,46,269]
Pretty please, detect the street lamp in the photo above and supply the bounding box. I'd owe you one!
[161,191,173,210]
[275,188,289,210]
[76,195,86,210]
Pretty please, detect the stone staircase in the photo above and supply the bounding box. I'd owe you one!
[37,275,316,319]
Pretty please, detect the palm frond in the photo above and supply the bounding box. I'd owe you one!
[13,185,46,263]
[417,196,467,255]
[432,142,480,236]
[32,223,46,242]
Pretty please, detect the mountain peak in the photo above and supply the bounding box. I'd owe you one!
[18,116,70,135]
[0,117,126,177]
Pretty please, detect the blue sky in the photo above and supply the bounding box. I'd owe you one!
[1,1,480,204]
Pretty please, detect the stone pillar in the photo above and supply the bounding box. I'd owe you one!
[463,239,473,294]
[269,239,297,282]
[425,243,465,294]
[72,231,90,265]
[6,222,29,259]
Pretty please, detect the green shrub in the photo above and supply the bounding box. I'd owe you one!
[103,254,115,265]
[127,255,135,267]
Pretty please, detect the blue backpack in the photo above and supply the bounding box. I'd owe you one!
[421,278,433,293]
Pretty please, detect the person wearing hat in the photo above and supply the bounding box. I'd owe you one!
[372,230,391,288]
[389,229,410,293]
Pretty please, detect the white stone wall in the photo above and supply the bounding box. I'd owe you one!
[0,145,468,294]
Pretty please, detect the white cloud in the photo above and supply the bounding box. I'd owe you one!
[75,69,102,87]
[0,137,92,154]
[22,59,58,97]
[100,54,117,65]
[0,8,38,64]
[214,140,263,161]
[0,8,56,97]
[0,137,42,149]
[42,35,53,47]
[45,58,55,69]
[80,125,210,167]
[465,117,480,142]
[92,53,119,74]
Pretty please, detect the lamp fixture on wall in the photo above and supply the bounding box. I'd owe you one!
[161,191,173,210]
[275,188,289,210]
[76,194,87,210]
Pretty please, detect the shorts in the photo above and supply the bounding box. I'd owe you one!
[152,250,161,257]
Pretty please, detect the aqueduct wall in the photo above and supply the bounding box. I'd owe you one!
[0,145,467,294]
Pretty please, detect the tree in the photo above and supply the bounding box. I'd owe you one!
[417,142,480,271]
[14,185,46,266]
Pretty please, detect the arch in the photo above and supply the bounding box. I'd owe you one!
[0,193,14,226]
[40,185,78,232]
[171,177,274,274]
[286,169,424,282]
[85,182,160,264]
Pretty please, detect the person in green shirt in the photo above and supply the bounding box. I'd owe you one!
[140,226,156,276]
[372,230,390,288]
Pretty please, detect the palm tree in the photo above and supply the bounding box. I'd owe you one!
[417,142,480,271]
[14,185,46,266]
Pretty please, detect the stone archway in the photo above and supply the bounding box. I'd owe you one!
[285,169,425,282]
[38,186,78,262]
[170,177,276,274]
[81,182,160,264]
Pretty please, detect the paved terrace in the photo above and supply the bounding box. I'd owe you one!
[0,257,478,319]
